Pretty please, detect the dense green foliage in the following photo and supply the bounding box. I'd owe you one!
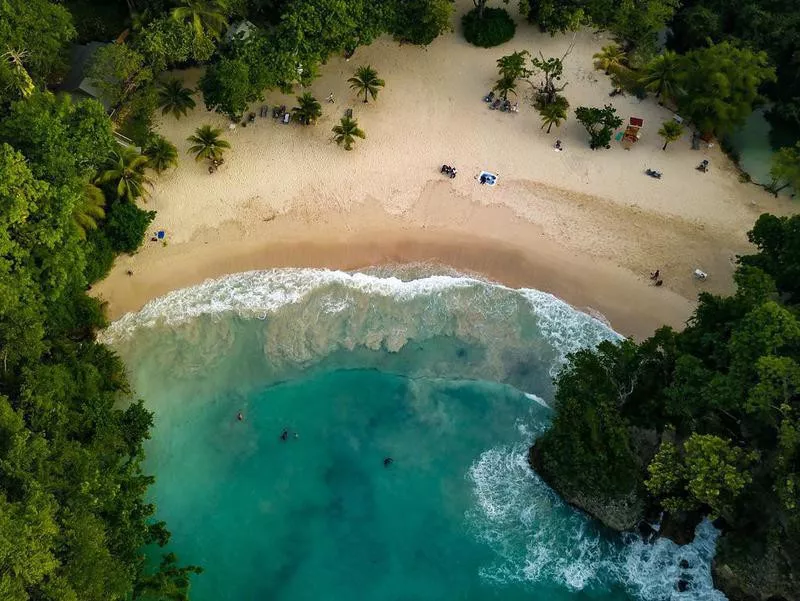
[0,5,197,597]
[389,0,453,45]
[523,0,679,62]
[574,104,623,149]
[462,7,517,48]
[674,43,775,138]
[534,214,800,599]
[0,101,191,599]
[667,0,800,143]
[0,0,76,101]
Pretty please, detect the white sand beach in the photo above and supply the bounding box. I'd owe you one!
[92,0,794,339]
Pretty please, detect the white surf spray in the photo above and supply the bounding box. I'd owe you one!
[467,432,727,601]
[101,269,620,377]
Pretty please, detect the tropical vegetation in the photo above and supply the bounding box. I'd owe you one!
[292,92,322,125]
[144,134,180,173]
[332,116,366,150]
[574,105,623,150]
[348,65,385,104]
[657,120,684,151]
[462,5,517,48]
[532,214,800,601]
[158,78,197,119]
[539,97,569,133]
[98,147,154,203]
[187,125,231,162]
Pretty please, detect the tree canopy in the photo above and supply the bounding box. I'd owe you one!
[533,214,800,600]
[0,89,194,598]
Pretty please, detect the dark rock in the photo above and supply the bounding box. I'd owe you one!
[528,444,643,532]
[660,511,702,546]
[678,579,690,592]
[680,559,690,570]
[638,520,658,542]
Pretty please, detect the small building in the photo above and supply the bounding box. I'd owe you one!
[59,42,113,111]
[224,20,257,45]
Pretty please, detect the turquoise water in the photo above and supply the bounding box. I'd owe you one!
[728,109,774,186]
[105,268,726,601]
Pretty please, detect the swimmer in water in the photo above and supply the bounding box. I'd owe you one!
[237,411,243,421]
[280,428,289,441]
[383,457,393,467]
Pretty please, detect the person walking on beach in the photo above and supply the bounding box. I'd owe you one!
[650,269,660,280]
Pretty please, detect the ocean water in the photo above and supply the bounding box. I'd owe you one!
[103,268,727,601]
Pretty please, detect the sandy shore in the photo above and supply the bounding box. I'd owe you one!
[93,0,794,339]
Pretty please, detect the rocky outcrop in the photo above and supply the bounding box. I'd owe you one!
[713,533,799,601]
[528,444,644,532]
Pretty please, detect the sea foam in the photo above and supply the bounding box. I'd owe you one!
[102,269,620,378]
[468,434,727,601]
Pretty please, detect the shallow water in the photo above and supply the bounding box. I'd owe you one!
[106,268,727,601]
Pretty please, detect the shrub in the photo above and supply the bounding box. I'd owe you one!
[104,199,156,255]
[462,7,516,48]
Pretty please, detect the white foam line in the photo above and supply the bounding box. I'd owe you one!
[102,268,620,351]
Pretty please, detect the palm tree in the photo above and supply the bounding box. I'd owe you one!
[97,147,153,202]
[292,92,322,125]
[497,51,530,81]
[332,116,365,150]
[158,78,196,119]
[640,50,683,104]
[592,44,627,75]
[348,65,385,104]
[492,75,517,100]
[3,48,34,98]
[539,97,569,133]
[658,120,684,151]
[172,0,229,40]
[73,181,106,238]
[144,136,179,173]
[187,125,231,162]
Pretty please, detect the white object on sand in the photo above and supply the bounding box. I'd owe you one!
[694,269,707,280]
[477,171,498,186]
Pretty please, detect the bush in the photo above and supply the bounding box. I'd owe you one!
[104,199,156,255]
[84,229,116,283]
[390,0,453,45]
[462,7,516,48]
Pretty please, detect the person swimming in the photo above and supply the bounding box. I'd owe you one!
[237,411,243,421]
[383,457,393,467]
[280,428,289,441]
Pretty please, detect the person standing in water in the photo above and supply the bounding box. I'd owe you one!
[383,457,393,467]
[237,411,244,422]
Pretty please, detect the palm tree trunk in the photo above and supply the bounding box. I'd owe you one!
[547,122,553,134]
[662,140,668,150]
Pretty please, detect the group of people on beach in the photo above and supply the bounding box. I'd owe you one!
[650,270,663,287]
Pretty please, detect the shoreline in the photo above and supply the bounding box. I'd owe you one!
[93,4,793,343]
[93,199,695,341]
